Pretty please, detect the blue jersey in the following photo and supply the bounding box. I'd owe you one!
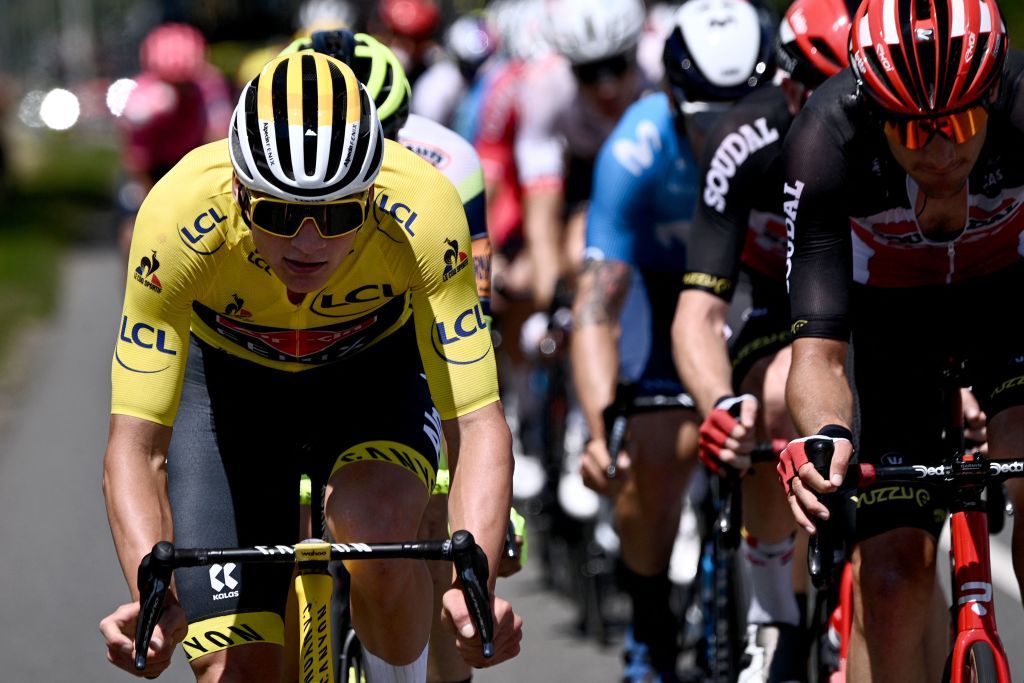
[586,92,697,271]
[585,93,700,394]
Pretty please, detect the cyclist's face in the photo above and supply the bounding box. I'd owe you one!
[250,217,358,293]
[885,121,987,198]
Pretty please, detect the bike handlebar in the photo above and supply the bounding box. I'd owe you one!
[805,438,1024,588]
[133,531,495,670]
[603,384,696,479]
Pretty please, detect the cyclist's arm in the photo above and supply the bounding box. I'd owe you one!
[522,186,565,310]
[672,290,733,416]
[786,337,853,436]
[102,414,174,597]
[784,105,854,437]
[514,69,569,311]
[571,258,631,441]
[443,402,513,590]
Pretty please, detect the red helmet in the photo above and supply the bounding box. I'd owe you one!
[849,0,1007,116]
[778,0,855,89]
[379,0,440,41]
[140,23,206,83]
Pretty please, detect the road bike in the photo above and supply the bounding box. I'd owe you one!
[133,530,494,683]
[807,361,1023,682]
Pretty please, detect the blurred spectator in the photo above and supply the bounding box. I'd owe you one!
[116,22,232,255]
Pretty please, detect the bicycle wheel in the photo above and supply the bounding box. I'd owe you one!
[963,642,998,683]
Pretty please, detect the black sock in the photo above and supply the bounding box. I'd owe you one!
[620,563,679,671]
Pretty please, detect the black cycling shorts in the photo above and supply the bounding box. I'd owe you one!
[729,271,791,389]
[848,263,1024,542]
[166,321,440,661]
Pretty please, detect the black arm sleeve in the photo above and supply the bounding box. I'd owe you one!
[784,107,853,341]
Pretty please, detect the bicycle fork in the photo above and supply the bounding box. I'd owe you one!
[948,510,1011,682]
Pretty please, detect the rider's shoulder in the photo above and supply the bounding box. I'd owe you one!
[135,140,237,247]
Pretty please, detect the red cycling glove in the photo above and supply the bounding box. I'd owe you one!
[699,394,756,475]
[777,425,854,496]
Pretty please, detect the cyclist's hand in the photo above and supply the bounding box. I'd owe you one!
[699,394,759,475]
[99,600,187,677]
[579,437,629,496]
[442,590,523,667]
[777,427,854,534]
[962,388,988,453]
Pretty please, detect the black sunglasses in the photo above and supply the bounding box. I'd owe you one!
[239,186,370,239]
[571,53,633,85]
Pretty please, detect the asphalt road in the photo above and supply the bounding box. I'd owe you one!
[0,247,1020,682]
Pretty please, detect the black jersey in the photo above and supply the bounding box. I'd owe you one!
[785,51,1024,341]
[684,86,793,301]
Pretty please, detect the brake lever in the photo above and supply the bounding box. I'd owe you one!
[134,541,175,671]
[450,530,495,658]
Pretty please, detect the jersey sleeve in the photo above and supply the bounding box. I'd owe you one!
[784,107,853,341]
[683,112,769,302]
[513,60,571,192]
[406,167,500,420]
[111,172,210,426]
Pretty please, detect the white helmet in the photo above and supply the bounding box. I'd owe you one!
[229,52,384,202]
[297,0,356,33]
[490,0,551,62]
[662,0,776,104]
[543,0,646,65]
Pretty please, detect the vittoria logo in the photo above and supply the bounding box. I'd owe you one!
[133,250,163,293]
[223,294,252,318]
[442,238,469,281]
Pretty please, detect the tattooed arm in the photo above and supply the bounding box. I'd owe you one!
[570,258,633,493]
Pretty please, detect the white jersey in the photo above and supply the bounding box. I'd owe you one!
[410,60,467,128]
[513,52,651,190]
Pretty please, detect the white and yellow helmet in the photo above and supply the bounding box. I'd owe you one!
[229,51,384,202]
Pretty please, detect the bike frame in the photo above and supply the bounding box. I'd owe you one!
[947,507,1012,681]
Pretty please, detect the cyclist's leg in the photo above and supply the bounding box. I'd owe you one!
[419,486,474,683]
[327,459,432,666]
[319,334,439,671]
[616,408,701,676]
[736,348,806,681]
[848,528,943,681]
[167,338,296,681]
[845,290,953,682]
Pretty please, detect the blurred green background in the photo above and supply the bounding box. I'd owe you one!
[0,0,1022,360]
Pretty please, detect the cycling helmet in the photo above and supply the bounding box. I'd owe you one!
[491,0,550,62]
[229,52,384,202]
[297,0,356,33]
[850,0,1007,116]
[543,0,646,65]
[140,23,206,83]
[379,0,440,41]
[445,13,498,79]
[304,30,412,140]
[663,0,777,105]
[777,0,856,90]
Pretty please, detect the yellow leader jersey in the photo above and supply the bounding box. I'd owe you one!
[112,139,498,426]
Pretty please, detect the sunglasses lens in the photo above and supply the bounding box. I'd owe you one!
[251,200,296,237]
[321,201,367,236]
[884,107,988,151]
[572,53,631,85]
[249,194,367,238]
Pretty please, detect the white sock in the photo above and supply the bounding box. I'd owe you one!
[362,643,428,683]
[742,533,800,626]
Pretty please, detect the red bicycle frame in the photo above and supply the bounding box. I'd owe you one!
[948,507,1012,681]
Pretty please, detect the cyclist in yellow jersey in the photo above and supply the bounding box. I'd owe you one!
[99,52,522,682]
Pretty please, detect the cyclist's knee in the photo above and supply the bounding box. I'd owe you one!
[190,642,282,683]
[853,530,938,628]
